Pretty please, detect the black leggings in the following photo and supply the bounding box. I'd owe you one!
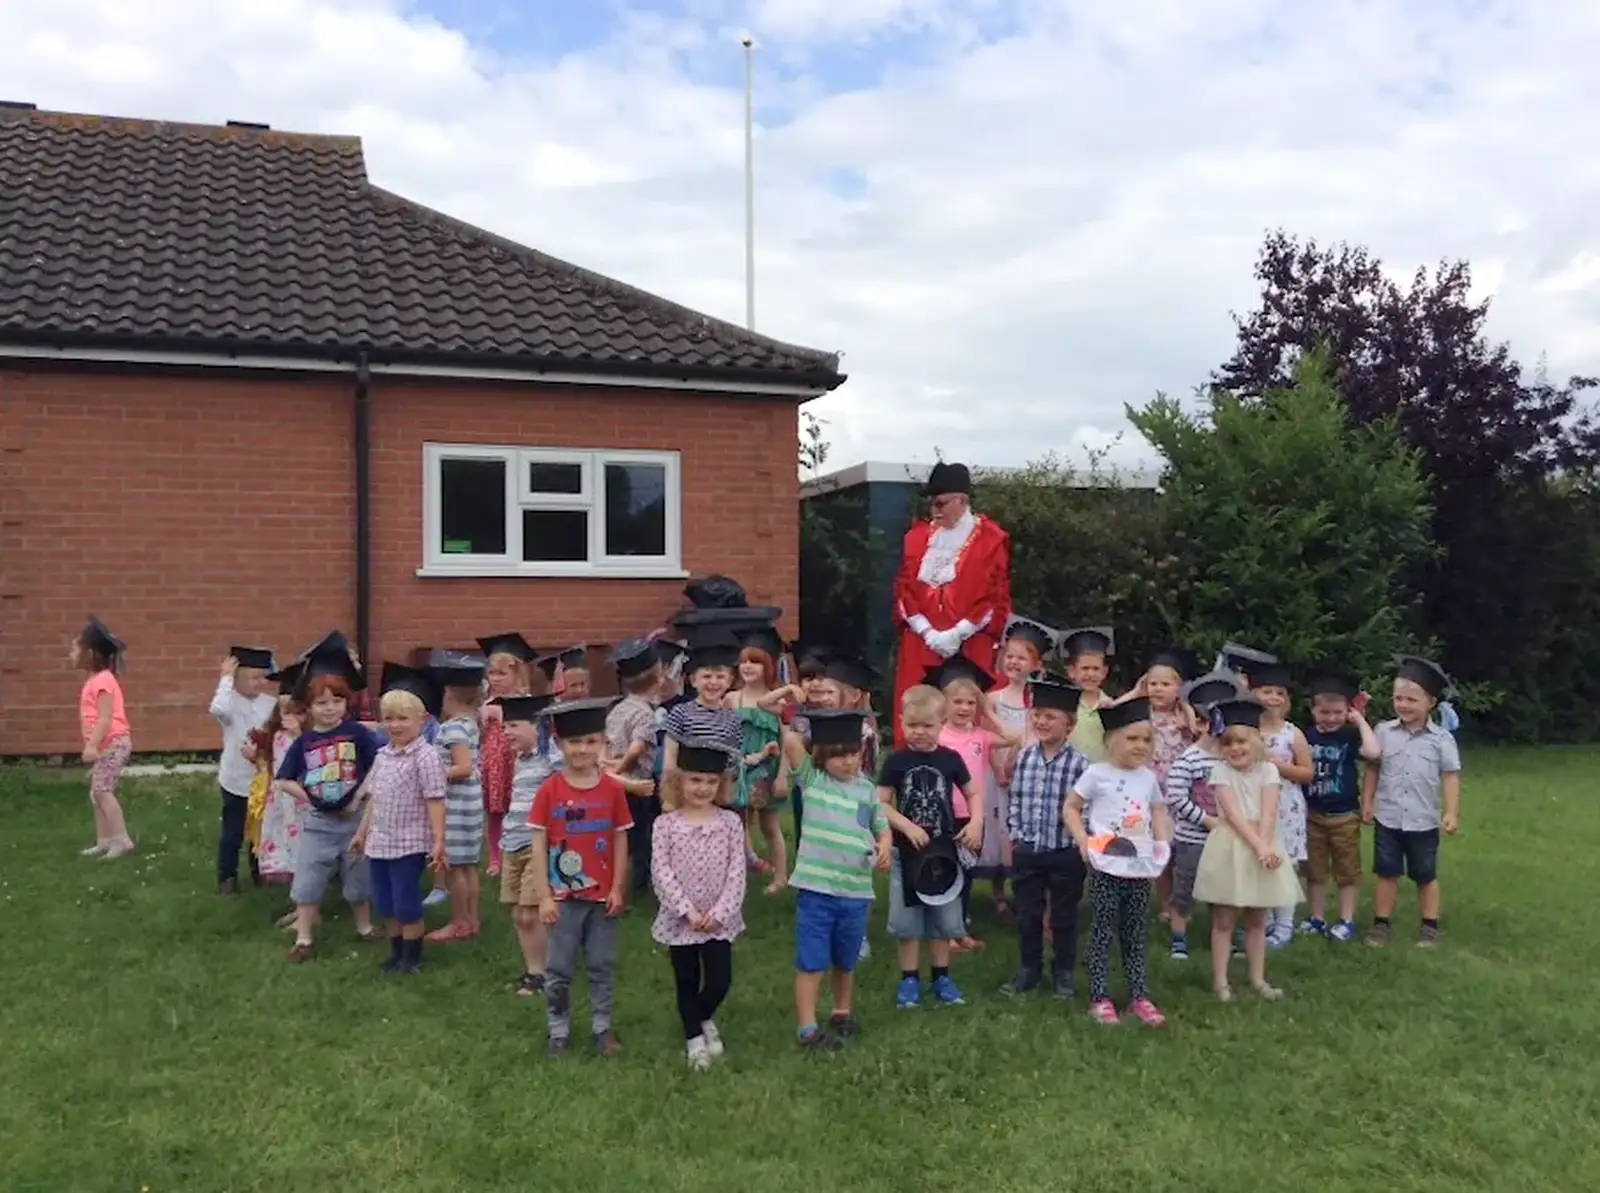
[669,941,733,1041]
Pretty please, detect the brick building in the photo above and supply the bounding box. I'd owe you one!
[0,105,844,755]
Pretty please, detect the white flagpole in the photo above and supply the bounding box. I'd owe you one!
[742,34,756,331]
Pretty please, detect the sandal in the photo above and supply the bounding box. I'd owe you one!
[1214,985,1234,1003]
[763,879,786,896]
[426,922,472,943]
[1252,982,1285,1001]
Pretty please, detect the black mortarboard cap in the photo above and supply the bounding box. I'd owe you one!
[924,460,972,497]
[268,660,305,696]
[1247,661,1294,690]
[536,646,588,680]
[611,638,660,680]
[672,605,783,633]
[1309,668,1360,701]
[476,632,536,662]
[788,639,833,672]
[1004,615,1058,660]
[1148,648,1200,681]
[81,617,123,657]
[683,574,749,609]
[1061,625,1115,660]
[739,624,785,661]
[1395,656,1451,699]
[549,697,618,739]
[1026,671,1081,712]
[823,654,878,693]
[1182,670,1241,710]
[380,661,442,717]
[677,741,737,775]
[654,638,690,671]
[230,645,275,671]
[301,640,365,690]
[805,709,868,748]
[685,627,742,673]
[1218,641,1277,675]
[909,836,963,906]
[1214,696,1266,730]
[300,631,351,661]
[923,655,996,693]
[1099,697,1152,734]
[428,659,487,690]
[496,693,555,722]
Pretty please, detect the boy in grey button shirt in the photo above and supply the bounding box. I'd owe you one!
[1361,657,1462,949]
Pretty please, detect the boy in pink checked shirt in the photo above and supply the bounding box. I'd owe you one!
[355,667,448,977]
[651,741,747,1072]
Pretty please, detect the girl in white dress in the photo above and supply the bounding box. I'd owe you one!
[1248,663,1313,948]
[1193,697,1302,1001]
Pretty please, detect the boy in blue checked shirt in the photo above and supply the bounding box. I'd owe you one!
[1000,672,1090,999]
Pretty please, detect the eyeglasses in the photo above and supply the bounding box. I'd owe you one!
[930,495,961,511]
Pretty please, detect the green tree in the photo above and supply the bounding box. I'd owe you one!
[1128,348,1434,687]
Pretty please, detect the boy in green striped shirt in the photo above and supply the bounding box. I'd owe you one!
[783,708,891,1052]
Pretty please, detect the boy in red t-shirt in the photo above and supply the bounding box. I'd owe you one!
[531,697,634,1058]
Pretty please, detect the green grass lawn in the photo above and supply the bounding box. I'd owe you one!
[3,749,1599,1193]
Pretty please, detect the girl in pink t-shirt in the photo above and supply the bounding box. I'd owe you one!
[72,618,134,859]
[938,676,1022,952]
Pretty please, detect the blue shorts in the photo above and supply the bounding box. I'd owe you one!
[369,853,428,924]
[1373,823,1440,886]
[794,888,871,974]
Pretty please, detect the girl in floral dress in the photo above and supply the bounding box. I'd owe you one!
[1251,662,1313,948]
[1141,649,1200,919]
[475,633,535,876]
[251,696,305,889]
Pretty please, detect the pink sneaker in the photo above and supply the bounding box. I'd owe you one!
[1125,998,1166,1027]
[1087,999,1120,1025]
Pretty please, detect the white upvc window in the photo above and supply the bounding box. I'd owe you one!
[419,443,684,578]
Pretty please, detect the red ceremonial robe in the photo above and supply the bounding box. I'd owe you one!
[892,515,1013,745]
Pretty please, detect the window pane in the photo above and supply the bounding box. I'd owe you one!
[523,509,589,562]
[528,460,585,495]
[439,457,506,555]
[604,462,667,557]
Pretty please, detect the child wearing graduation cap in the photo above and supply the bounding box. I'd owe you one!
[1000,671,1091,1000]
[606,638,667,893]
[495,693,561,996]
[211,646,278,896]
[781,706,892,1052]
[275,641,383,960]
[1362,657,1462,950]
[730,624,800,895]
[1298,670,1381,942]
[982,618,1054,915]
[539,646,590,700]
[531,698,634,1057]
[477,632,537,877]
[426,659,489,942]
[71,617,135,860]
[1133,648,1201,921]
[1247,659,1314,949]
[651,741,746,1071]
[1062,626,1117,763]
[352,664,449,975]
[251,665,307,892]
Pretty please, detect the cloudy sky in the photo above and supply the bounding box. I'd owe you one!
[6,0,1598,473]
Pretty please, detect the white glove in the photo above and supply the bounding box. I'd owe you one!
[954,619,979,643]
[928,629,962,658]
[907,614,932,636]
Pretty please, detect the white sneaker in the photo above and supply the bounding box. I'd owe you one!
[858,938,871,962]
[80,841,110,857]
[101,837,135,860]
[686,1036,712,1072]
[700,1020,725,1058]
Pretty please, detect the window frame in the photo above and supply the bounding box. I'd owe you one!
[420,443,684,579]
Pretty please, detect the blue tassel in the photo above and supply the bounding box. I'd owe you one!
[1209,707,1226,737]
[1439,701,1460,734]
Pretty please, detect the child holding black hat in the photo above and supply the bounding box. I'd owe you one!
[353,665,448,975]
[71,618,135,860]
[1193,697,1302,1000]
[1299,671,1381,942]
[781,707,891,1051]
[211,646,278,894]
[1363,657,1462,949]
[1001,671,1090,1000]
[1067,697,1171,1027]
[652,741,746,1071]
[532,698,633,1057]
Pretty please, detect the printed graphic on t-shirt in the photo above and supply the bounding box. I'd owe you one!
[879,747,969,841]
[305,738,359,804]
[1310,741,1351,799]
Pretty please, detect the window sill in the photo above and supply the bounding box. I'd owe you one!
[415,563,689,581]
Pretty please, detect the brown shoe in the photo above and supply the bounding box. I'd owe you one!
[594,1030,623,1057]
[286,942,315,964]
[217,878,240,899]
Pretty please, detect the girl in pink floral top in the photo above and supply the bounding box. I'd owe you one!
[651,742,746,1071]
[1141,650,1201,919]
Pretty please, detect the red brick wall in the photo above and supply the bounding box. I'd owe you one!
[0,365,800,755]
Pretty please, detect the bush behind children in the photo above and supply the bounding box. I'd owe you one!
[68,615,1463,1063]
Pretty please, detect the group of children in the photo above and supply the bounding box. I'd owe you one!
[66,603,1463,1062]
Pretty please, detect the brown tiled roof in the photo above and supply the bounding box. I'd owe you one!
[0,105,844,388]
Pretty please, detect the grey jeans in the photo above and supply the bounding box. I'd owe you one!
[546,901,619,1041]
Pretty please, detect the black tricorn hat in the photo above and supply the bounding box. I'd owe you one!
[924,461,972,497]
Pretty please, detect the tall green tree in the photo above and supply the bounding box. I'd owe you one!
[1129,348,1433,686]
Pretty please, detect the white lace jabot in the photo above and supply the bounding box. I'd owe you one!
[917,511,976,587]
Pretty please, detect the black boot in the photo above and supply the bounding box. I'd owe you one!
[398,937,423,975]
[380,936,404,974]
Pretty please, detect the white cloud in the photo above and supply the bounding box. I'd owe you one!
[3,0,1599,474]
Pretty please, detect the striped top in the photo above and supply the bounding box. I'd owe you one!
[1163,744,1220,845]
[436,715,482,802]
[789,757,889,901]
[501,740,563,854]
[664,698,743,754]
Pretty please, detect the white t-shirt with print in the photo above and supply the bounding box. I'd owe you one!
[1072,762,1163,839]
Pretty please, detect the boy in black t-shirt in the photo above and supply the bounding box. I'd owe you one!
[1300,673,1382,942]
[876,686,982,1009]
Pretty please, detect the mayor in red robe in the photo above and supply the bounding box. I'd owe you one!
[892,461,1013,745]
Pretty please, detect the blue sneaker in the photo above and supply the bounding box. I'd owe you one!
[1169,932,1190,960]
[931,975,966,1006]
[1266,924,1293,951]
[422,888,449,908]
[895,976,923,1009]
[1296,917,1326,937]
[1328,920,1358,942]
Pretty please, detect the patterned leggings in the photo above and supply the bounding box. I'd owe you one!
[1087,871,1150,1003]
[90,736,132,797]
